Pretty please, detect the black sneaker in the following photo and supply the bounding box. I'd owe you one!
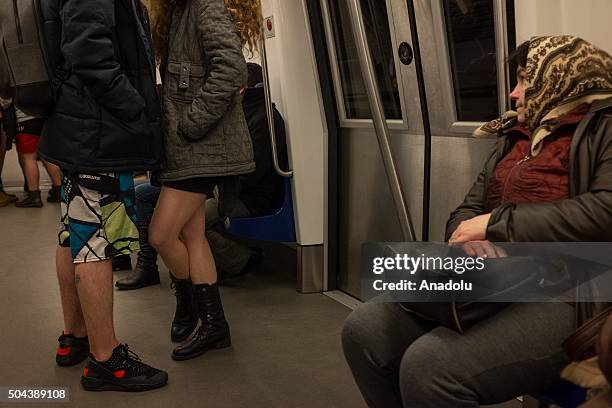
[81,344,168,392]
[56,333,90,367]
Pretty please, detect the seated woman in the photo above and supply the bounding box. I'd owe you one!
[342,36,612,408]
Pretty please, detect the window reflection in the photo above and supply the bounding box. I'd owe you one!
[443,0,499,121]
[328,0,402,120]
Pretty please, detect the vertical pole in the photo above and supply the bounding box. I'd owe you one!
[346,0,416,241]
[405,0,432,241]
[259,11,293,177]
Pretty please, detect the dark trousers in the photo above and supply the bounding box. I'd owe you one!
[342,301,574,407]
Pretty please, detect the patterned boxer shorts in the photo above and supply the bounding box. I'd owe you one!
[58,171,140,263]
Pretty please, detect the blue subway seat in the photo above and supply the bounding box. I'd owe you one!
[226,177,296,243]
[532,381,587,408]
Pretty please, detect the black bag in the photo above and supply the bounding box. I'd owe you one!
[0,0,57,116]
[399,254,552,333]
[384,243,582,333]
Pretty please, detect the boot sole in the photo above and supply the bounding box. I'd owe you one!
[81,375,168,392]
[171,338,231,361]
[115,279,161,291]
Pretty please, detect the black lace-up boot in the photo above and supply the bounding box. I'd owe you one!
[172,282,231,361]
[81,344,168,392]
[169,275,198,342]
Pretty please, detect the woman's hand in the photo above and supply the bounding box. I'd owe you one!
[459,240,507,259]
[449,214,491,244]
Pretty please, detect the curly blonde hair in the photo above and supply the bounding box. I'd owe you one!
[147,0,262,61]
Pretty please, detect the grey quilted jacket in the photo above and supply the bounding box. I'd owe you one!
[158,0,255,181]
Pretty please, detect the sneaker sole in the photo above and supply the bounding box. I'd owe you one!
[81,374,168,392]
[171,339,231,361]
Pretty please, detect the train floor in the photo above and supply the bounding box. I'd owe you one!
[1,191,521,408]
[1,200,362,408]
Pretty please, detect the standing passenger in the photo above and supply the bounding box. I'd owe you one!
[13,108,62,207]
[147,0,260,360]
[38,0,167,392]
[0,103,18,206]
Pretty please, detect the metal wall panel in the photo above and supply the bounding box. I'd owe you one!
[337,128,494,297]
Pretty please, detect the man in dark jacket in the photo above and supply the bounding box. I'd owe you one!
[38,0,167,392]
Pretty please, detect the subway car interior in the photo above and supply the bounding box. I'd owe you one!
[2,0,612,407]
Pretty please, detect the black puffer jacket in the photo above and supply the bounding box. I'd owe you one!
[38,0,163,172]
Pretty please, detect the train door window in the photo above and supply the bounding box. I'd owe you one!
[442,0,516,123]
[325,0,403,122]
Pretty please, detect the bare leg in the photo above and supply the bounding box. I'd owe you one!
[20,152,40,191]
[56,246,87,337]
[43,160,62,186]
[75,260,119,362]
[180,203,217,284]
[149,186,205,280]
[17,154,26,190]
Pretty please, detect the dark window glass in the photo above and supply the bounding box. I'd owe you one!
[506,0,518,92]
[443,0,499,121]
[328,0,402,120]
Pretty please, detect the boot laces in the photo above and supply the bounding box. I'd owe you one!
[170,281,191,312]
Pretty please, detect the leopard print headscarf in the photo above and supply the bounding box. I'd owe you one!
[475,36,612,156]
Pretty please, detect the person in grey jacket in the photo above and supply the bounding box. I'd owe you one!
[147,0,260,361]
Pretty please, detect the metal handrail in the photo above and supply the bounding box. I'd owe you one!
[258,21,293,178]
[346,0,416,242]
[405,0,432,242]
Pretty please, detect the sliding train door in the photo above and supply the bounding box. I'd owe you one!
[318,0,515,299]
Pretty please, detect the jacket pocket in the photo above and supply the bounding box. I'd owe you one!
[99,106,152,159]
[165,61,206,103]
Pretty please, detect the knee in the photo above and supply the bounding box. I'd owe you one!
[179,225,205,247]
[134,183,150,203]
[148,225,171,251]
[399,337,466,406]
[341,304,389,369]
[135,183,161,207]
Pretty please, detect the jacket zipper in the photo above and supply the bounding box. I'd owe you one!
[12,0,23,44]
[501,155,530,202]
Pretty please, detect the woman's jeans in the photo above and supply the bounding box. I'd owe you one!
[341,301,574,407]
